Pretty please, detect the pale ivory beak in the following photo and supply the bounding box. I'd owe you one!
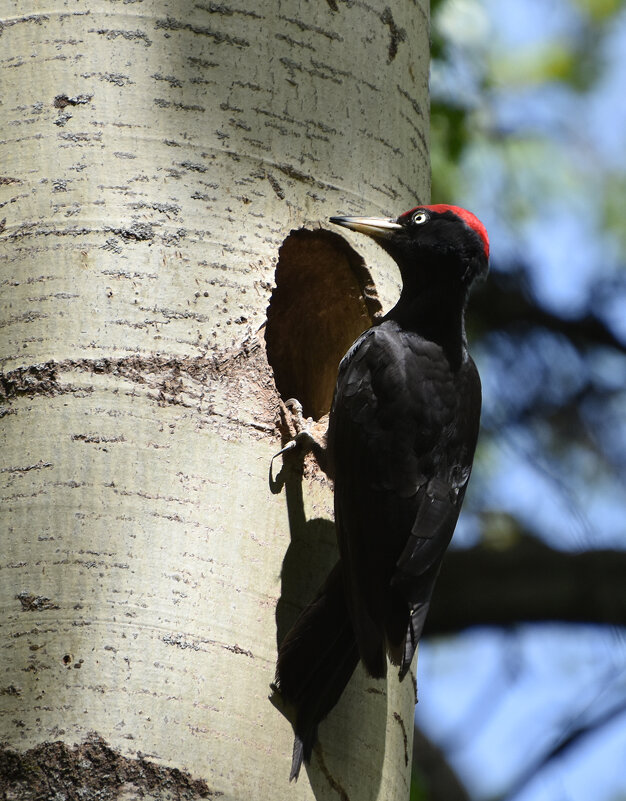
[329,216,402,239]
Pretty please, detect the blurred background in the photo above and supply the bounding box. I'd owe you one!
[412,0,626,799]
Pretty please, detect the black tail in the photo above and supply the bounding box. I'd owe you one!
[274,561,360,780]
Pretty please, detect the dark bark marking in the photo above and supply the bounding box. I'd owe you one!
[152,72,184,88]
[397,85,425,119]
[155,15,249,48]
[71,434,126,444]
[187,56,220,69]
[0,363,63,400]
[110,222,154,242]
[357,127,402,156]
[180,160,208,173]
[16,592,60,612]
[315,746,351,801]
[393,711,409,767]
[381,7,406,63]
[83,71,133,86]
[0,339,278,433]
[53,94,93,109]
[0,310,47,329]
[310,58,377,92]
[162,633,254,658]
[0,733,219,799]
[266,173,285,200]
[254,106,338,136]
[279,15,343,42]
[274,32,315,51]
[90,27,153,46]
[195,2,264,19]
[1,461,53,474]
[154,98,206,112]
[227,643,254,658]
[279,56,343,86]
[0,13,50,33]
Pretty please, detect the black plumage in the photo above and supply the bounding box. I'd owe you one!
[274,204,490,780]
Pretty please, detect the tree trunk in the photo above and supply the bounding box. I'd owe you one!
[0,2,430,799]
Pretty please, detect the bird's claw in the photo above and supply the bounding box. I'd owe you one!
[278,397,314,444]
[271,438,299,462]
[284,398,307,434]
[270,397,328,483]
[270,398,311,474]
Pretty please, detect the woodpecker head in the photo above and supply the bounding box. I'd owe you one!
[330,204,489,289]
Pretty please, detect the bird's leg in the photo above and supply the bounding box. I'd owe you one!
[284,398,328,470]
[271,398,329,474]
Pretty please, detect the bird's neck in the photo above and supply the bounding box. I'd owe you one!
[386,282,467,367]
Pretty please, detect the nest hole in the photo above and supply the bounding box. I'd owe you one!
[265,228,382,420]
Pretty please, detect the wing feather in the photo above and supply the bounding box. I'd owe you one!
[327,320,481,677]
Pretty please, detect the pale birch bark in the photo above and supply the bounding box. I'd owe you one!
[0,1,430,799]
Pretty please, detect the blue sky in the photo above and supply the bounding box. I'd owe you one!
[418,626,626,800]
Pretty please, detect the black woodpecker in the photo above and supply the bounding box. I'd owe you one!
[273,204,490,780]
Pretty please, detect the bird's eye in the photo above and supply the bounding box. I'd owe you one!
[412,210,429,225]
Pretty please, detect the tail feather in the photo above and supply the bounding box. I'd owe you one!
[399,600,431,679]
[275,561,360,780]
[391,564,441,679]
[290,737,305,782]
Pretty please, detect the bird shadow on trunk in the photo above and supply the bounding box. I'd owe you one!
[269,450,387,799]
[265,226,389,795]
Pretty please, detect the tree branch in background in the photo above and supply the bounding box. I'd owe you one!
[471,269,626,354]
[425,537,626,636]
[503,698,626,801]
[412,726,471,801]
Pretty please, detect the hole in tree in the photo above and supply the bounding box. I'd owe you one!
[265,228,382,420]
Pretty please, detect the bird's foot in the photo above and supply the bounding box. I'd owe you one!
[282,398,318,452]
[271,399,314,462]
[283,398,306,433]
[270,398,328,475]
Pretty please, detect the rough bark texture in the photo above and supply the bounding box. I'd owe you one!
[0,2,429,799]
[0,734,216,800]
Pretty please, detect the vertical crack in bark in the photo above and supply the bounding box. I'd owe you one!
[315,744,352,801]
[393,711,409,767]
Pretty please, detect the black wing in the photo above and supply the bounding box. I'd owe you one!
[327,320,481,679]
